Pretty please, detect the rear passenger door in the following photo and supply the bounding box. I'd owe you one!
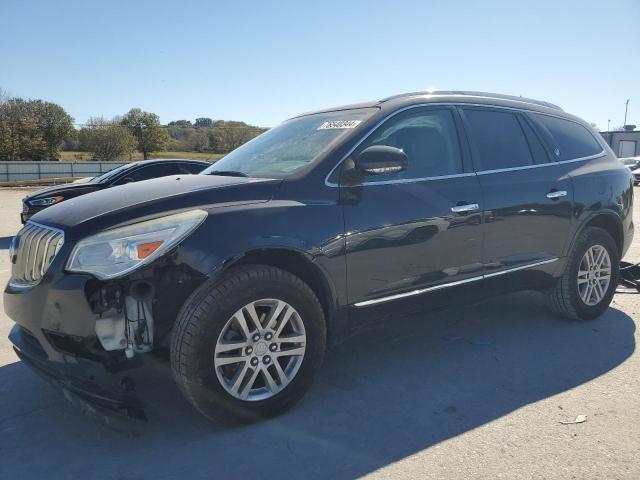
[459,106,573,277]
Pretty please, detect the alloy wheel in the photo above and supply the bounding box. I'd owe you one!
[214,299,306,401]
[577,244,612,306]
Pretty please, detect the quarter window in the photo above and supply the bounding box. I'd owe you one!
[357,109,463,181]
[529,113,603,160]
[463,109,534,171]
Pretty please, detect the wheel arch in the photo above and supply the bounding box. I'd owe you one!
[571,211,624,257]
[221,247,337,324]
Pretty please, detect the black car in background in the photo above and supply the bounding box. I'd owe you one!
[4,91,634,422]
[20,159,209,223]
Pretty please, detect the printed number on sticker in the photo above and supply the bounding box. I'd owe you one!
[317,120,362,130]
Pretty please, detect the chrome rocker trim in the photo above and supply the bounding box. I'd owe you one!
[354,258,559,307]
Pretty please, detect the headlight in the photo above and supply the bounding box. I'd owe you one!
[66,209,207,279]
[29,196,64,206]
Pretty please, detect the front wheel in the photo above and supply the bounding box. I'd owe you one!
[170,265,326,422]
[548,226,619,321]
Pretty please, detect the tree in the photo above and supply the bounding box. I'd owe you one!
[0,98,45,160]
[212,121,265,152]
[62,129,79,151]
[79,117,137,161]
[120,108,169,159]
[168,120,192,127]
[0,97,73,160]
[37,101,74,160]
[194,117,213,128]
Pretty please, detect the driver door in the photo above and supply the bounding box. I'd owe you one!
[340,106,484,307]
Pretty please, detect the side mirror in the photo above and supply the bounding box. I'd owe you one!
[354,145,408,175]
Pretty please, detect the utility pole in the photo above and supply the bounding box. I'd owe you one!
[608,119,611,131]
[624,99,630,126]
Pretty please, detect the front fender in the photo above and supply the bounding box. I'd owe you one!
[176,199,347,305]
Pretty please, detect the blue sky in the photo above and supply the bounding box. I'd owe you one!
[2,0,639,130]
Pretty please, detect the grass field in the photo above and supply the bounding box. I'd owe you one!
[58,151,224,161]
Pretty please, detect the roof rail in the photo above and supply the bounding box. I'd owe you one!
[380,90,563,111]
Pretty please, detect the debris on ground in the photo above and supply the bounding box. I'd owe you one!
[560,414,587,425]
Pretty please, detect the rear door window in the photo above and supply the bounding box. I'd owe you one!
[529,113,603,160]
[462,108,534,171]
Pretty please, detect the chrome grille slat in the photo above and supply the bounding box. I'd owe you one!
[39,231,56,276]
[29,229,47,281]
[10,222,64,287]
[15,225,36,281]
[23,227,38,276]
[32,229,52,280]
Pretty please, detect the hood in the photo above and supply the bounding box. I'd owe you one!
[30,174,281,238]
[24,181,100,201]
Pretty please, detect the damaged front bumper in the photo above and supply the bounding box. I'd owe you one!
[4,269,152,420]
[10,324,147,420]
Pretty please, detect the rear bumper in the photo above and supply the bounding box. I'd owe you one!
[9,324,147,420]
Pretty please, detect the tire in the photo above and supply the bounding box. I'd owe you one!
[548,226,619,321]
[170,265,326,422]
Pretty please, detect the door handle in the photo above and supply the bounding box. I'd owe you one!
[546,190,567,200]
[451,203,479,213]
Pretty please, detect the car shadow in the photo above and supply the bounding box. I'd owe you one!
[0,291,635,479]
[0,236,13,249]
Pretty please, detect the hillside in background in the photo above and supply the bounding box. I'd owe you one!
[0,91,266,161]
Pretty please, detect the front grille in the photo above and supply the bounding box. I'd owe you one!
[10,221,64,286]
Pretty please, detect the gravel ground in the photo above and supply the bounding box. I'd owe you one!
[0,187,638,480]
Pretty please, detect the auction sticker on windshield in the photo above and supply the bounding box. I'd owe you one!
[317,120,362,130]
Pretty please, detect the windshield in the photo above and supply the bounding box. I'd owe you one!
[91,163,136,183]
[201,108,375,178]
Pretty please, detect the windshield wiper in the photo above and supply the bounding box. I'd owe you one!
[206,170,249,178]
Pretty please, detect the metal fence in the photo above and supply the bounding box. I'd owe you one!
[0,161,128,182]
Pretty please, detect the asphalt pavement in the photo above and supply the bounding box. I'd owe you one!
[0,188,638,479]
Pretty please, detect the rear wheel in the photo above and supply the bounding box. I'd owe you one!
[171,265,326,422]
[548,227,619,321]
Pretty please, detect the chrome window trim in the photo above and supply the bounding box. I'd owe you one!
[325,102,606,188]
[475,151,606,176]
[343,172,477,187]
[353,257,558,307]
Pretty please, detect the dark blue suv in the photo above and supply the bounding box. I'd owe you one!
[5,91,634,422]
